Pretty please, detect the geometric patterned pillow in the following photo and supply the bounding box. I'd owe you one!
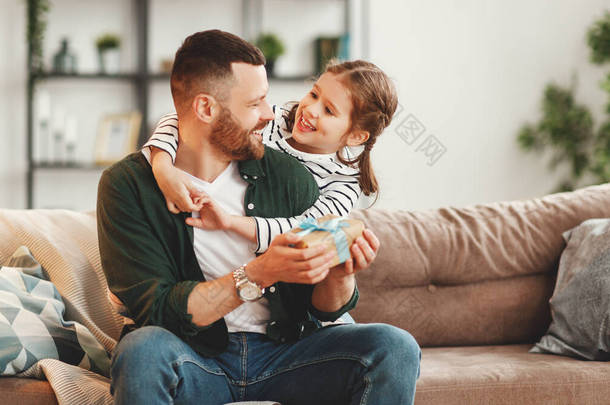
[0,246,111,376]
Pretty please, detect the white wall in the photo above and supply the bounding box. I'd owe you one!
[368,0,610,210]
[0,0,27,209]
[1,0,610,211]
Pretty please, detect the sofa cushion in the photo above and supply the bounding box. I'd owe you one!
[351,183,610,346]
[0,246,111,376]
[0,209,123,404]
[0,377,57,405]
[531,218,610,360]
[350,273,554,347]
[416,344,610,405]
[352,183,610,288]
[0,209,123,346]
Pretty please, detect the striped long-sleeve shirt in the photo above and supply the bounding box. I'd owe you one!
[142,103,362,253]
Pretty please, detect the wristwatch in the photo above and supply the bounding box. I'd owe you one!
[233,264,264,302]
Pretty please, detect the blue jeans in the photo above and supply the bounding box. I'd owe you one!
[110,322,421,405]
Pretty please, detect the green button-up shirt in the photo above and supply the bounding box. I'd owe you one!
[97,148,358,357]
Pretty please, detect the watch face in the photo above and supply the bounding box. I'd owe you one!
[240,282,261,301]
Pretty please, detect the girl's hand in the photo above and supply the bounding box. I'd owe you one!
[151,148,203,214]
[160,168,205,214]
[326,229,380,281]
[185,193,233,231]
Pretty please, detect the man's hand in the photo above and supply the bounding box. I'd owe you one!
[310,228,380,314]
[150,147,203,214]
[185,193,233,231]
[327,228,380,281]
[245,232,337,288]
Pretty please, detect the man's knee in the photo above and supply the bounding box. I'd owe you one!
[110,326,231,402]
[360,324,421,370]
[112,326,181,374]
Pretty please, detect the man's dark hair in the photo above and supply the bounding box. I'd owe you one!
[170,29,265,113]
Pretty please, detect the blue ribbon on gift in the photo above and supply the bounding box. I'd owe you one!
[296,217,350,263]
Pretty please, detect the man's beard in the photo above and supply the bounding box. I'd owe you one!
[210,105,265,161]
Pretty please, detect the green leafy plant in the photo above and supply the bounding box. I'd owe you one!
[518,11,610,192]
[254,33,285,62]
[95,33,121,52]
[26,0,51,72]
[588,11,610,64]
[589,11,610,188]
[517,84,594,191]
[590,121,610,181]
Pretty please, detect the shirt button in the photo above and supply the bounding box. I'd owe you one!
[243,175,248,180]
[253,175,258,180]
[269,286,276,293]
[247,203,255,210]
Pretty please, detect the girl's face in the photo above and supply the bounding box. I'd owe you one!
[290,72,367,154]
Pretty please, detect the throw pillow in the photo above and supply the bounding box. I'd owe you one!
[0,246,112,375]
[530,218,610,360]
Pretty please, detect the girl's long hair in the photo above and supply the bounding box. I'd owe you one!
[284,60,398,198]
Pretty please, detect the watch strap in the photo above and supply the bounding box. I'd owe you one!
[233,264,264,301]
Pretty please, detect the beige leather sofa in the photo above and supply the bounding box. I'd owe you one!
[1,183,609,404]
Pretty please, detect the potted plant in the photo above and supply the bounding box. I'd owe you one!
[516,11,610,192]
[255,33,285,77]
[26,0,51,72]
[96,33,121,74]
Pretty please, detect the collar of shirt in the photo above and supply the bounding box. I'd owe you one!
[237,157,266,183]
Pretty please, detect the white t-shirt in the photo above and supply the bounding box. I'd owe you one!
[181,162,271,334]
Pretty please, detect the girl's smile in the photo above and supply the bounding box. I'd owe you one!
[296,115,317,133]
[288,72,354,155]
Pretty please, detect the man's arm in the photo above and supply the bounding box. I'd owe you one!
[97,164,218,337]
[311,273,356,312]
[187,273,242,327]
[187,231,339,326]
[310,229,380,320]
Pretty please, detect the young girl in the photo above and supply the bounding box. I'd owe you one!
[144,60,397,253]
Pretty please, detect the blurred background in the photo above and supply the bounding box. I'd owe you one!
[1,0,610,211]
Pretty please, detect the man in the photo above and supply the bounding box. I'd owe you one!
[97,29,420,405]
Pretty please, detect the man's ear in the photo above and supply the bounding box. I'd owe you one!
[192,94,219,123]
[346,130,370,147]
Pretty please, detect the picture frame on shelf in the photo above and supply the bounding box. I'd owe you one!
[94,112,141,165]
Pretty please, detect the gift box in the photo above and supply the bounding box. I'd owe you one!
[290,214,365,267]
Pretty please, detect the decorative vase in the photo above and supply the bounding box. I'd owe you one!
[98,49,120,74]
[52,38,77,74]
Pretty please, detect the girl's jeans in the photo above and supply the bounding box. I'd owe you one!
[110,321,421,405]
